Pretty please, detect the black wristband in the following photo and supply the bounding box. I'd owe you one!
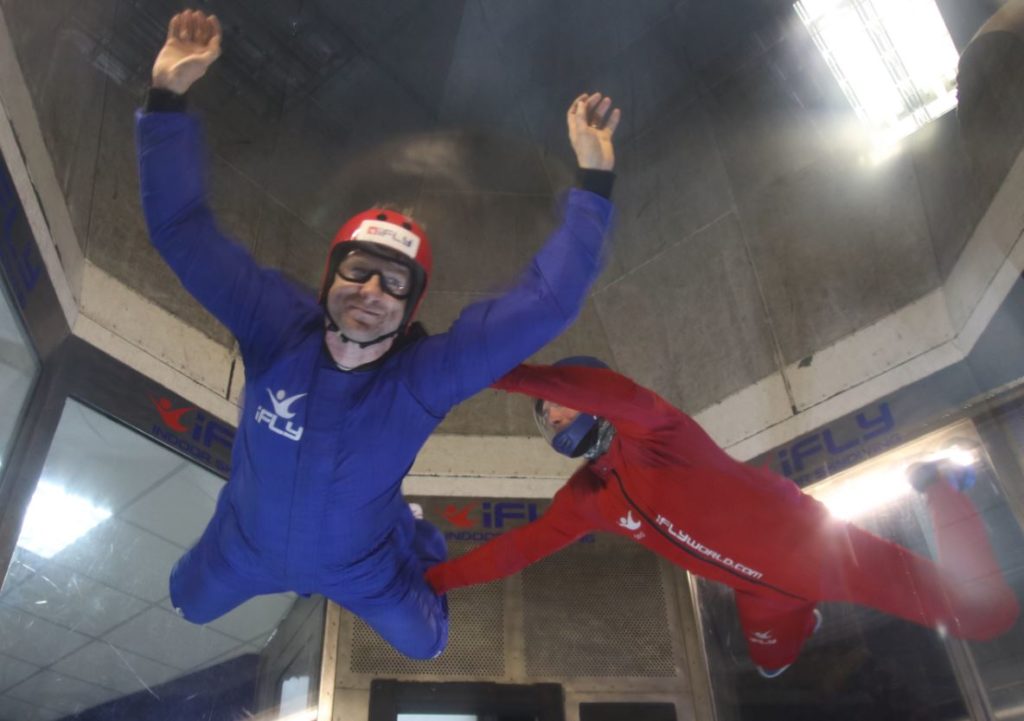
[145,87,188,113]
[577,169,615,199]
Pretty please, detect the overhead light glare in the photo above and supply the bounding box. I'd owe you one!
[813,469,913,520]
[795,0,959,156]
[17,480,112,559]
[925,445,978,468]
[812,442,980,520]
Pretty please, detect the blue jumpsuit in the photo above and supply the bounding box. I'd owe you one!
[135,110,613,658]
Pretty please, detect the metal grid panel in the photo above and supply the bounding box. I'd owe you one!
[349,542,505,677]
[523,535,676,678]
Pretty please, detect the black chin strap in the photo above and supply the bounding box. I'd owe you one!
[325,316,400,349]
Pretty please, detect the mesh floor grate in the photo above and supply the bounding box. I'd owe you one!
[349,541,506,676]
[522,535,676,677]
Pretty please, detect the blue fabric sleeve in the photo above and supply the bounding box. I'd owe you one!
[404,190,613,416]
[135,111,314,375]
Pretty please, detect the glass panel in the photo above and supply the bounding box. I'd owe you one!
[977,401,1024,719]
[696,420,1023,721]
[0,275,38,471]
[0,399,319,720]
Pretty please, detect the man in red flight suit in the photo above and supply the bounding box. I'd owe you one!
[425,357,1020,677]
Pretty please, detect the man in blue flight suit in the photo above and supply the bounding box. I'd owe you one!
[138,9,621,658]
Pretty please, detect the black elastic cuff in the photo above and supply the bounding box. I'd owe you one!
[577,169,615,199]
[145,87,188,113]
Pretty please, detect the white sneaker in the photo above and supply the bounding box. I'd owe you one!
[756,662,790,679]
[756,610,823,679]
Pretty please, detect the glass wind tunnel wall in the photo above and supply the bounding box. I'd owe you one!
[695,417,1024,721]
[0,395,327,720]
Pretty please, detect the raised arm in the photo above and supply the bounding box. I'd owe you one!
[495,364,680,439]
[425,482,594,594]
[404,94,622,415]
[137,10,313,374]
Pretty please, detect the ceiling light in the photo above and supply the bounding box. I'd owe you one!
[795,0,959,156]
[17,480,112,559]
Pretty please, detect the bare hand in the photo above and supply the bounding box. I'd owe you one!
[567,93,622,171]
[152,9,222,95]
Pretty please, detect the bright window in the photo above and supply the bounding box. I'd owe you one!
[808,421,980,520]
[279,674,311,715]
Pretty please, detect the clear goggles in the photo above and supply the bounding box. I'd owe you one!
[336,250,413,299]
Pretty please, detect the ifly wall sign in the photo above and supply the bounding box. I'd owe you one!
[758,402,903,487]
[0,158,44,310]
[149,394,234,475]
[426,499,595,544]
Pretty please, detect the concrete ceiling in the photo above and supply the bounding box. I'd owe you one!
[1,0,1016,437]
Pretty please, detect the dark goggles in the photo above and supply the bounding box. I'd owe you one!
[336,252,413,299]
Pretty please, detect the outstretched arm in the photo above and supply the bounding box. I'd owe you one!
[137,10,313,374]
[425,483,593,594]
[405,93,622,415]
[495,364,682,440]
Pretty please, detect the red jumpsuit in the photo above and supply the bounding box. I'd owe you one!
[426,365,1020,669]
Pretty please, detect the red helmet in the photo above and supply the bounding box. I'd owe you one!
[319,208,433,333]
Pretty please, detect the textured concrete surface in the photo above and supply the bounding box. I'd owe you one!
[4,0,1022,434]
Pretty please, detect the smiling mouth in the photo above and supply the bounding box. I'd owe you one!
[348,304,383,318]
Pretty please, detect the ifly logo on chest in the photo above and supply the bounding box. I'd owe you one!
[150,396,233,473]
[254,388,306,442]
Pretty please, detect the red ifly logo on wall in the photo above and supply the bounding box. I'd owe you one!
[442,501,540,529]
[443,502,476,528]
[152,397,192,432]
[149,395,233,473]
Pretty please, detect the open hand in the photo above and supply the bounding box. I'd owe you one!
[567,93,622,171]
[152,9,222,95]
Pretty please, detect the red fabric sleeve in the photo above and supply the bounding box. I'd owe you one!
[426,483,594,594]
[492,364,679,440]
